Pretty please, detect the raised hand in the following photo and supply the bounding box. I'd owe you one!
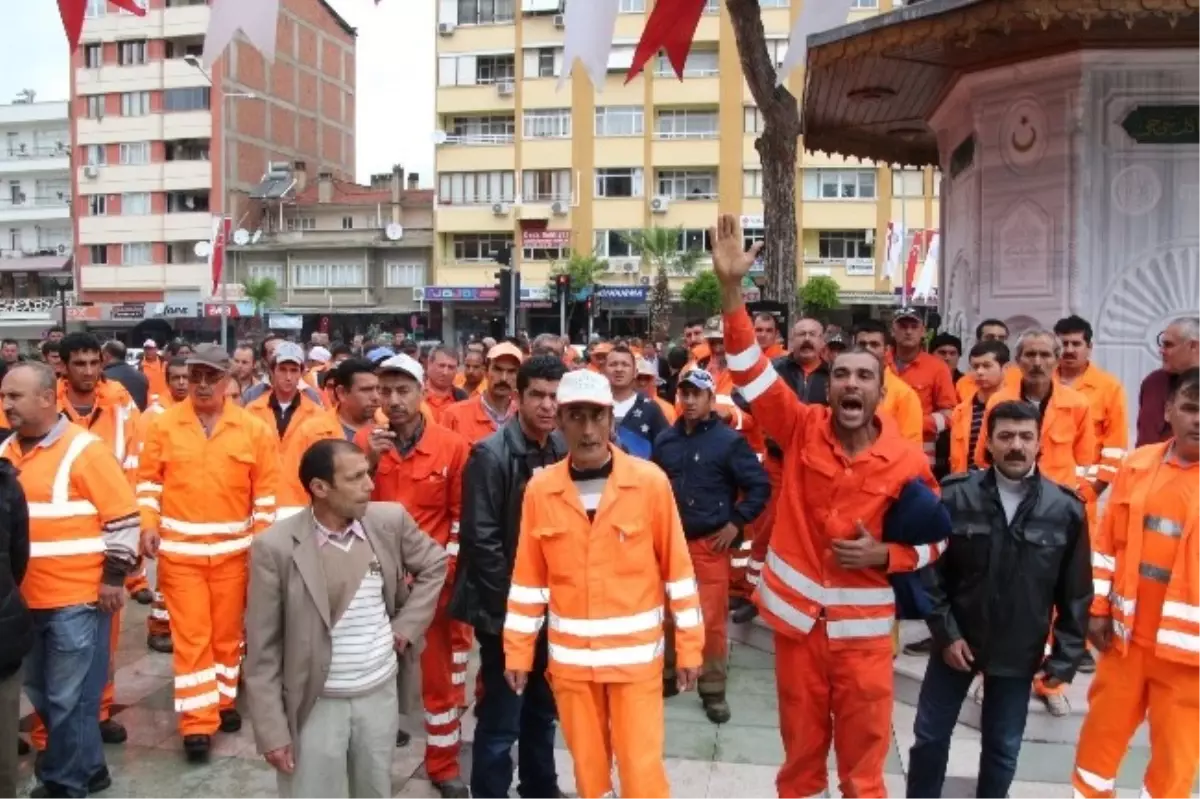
[709,214,764,287]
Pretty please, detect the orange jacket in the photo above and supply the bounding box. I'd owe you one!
[948,386,982,475]
[424,387,465,424]
[880,371,923,447]
[277,408,363,518]
[957,365,1021,403]
[889,351,957,444]
[440,393,512,445]
[721,307,943,651]
[0,417,140,610]
[504,447,704,681]
[453,373,487,396]
[763,342,786,360]
[244,389,326,453]
[354,420,469,581]
[141,356,168,404]
[1091,442,1198,666]
[1056,361,1129,482]
[57,378,140,482]
[137,399,280,562]
[654,395,677,425]
[972,383,1096,488]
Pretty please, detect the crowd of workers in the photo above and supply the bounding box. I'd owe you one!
[0,213,1196,799]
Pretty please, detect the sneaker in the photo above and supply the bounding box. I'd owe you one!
[147,634,173,654]
[702,697,731,725]
[99,718,127,744]
[219,708,242,733]
[903,638,935,656]
[1040,692,1071,717]
[17,736,30,756]
[89,766,113,794]
[728,596,750,612]
[29,783,70,798]
[731,604,759,625]
[131,588,154,605]
[396,728,411,747]
[433,777,471,798]
[183,734,211,763]
[1077,650,1097,674]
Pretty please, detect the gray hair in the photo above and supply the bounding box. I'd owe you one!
[531,333,564,356]
[9,361,58,392]
[1014,328,1062,360]
[1168,316,1200,342]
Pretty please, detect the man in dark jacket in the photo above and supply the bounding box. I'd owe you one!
[906,400,1092,799]
[0,428,32,798]
[652,368,769,724]
[100,340,149,411]
[450,354,568,799]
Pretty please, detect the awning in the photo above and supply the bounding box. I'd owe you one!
[0,255,70,273]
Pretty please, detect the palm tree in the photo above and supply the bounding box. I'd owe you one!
[241,277,278,328]
[621,227,702,341]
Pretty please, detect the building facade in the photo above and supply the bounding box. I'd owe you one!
[71,0,357,311]
[432,0,941,342]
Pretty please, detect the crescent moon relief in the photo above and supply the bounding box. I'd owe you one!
[1012,116,1037,153]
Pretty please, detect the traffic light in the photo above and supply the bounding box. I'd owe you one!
[494,244,512,267]
[494,269,512,309]
[555,272,571,304]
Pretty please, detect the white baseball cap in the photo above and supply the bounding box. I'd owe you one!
[556,369,613,407]
[308,345,331,364]
[273,342,305,366]
[143,339,158,348]
[377,353,424,385]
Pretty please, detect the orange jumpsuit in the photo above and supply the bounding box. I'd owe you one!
[956,364,1021,403]
[453,373,487,396]
[890,351,957,469]
[142,356,168,404]
[276,408,363,519]
[880,370,924,447]
[138,400,173,640]
[353,420,469,783]
[947,385,986,475]
[137,399,280,736]
[1056,361,1130,518]
[724,308,943,798]
[1073,442,1198,799]
[505,448,703,799]
[423,387,464,423]
[244,388,326,452]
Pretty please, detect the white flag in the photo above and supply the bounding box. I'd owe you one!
[885,221,906,284]
[913,231,939,300]
[203,0,281,70]
[558,0,621,92]
[776,0,855,86]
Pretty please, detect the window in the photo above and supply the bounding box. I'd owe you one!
[655,48,718,77]
[119,142,150,165]
[933,170,942,197]
[89,245,108,264]
[892,169,924,197]
[163,87,210,112]
[385,262,423,288]
[88,195,108,216]
[247,264,284,284]
[607,45,635,72]
[122,192,150,215]
[760,0,788,6]
[341,216,354,230]
[522,169,571,202]
[447,115,514,143]
[744,169,762,198]
[452,233,513,261]
[744,106,763,134]
[523,47,561,79]
[817,230,874,260]
[166,191,210,213]
[457,0,515,25]
[290,263,366,289]
[437,171,516,205]
[122,242,152,264]
[619,0,645,10]
[121,91,150,117]
[851,0,878,8]
[595,106,643,137]
[655,109,719,139]
[119,40,148,66]
[285,217,316,231]
[85,0,105,17]
[765,38,789,67]
[595,168,643,199]
[85,96,103,119]
[703,0,719,12]
[803,168,877,200]
[84,44,102,68]
[166,139,210,160]
[476,55,515,85]
[8,181,21,205]
[656,169,716,199]
[84,144,106,165]
[522,109,570,139]
[593,230,642,258]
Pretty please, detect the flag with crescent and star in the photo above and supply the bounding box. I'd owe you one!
[58,0,145,52]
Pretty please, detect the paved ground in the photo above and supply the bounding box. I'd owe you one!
[14,606,1176,797]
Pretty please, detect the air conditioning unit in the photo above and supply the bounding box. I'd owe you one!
[496,81,515,97]
[553,13,565,28]
[438,22,455,36]
[491,202,510,216]
[650,195,670,214]
[550,200,568,216]
[56,244,67,255]
[607,258,633,274]
[622,262,638,274]
[83,165,99,179]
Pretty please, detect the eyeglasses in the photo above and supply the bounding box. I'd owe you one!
[187,370,226,386]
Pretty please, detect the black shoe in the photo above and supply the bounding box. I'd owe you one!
[17,736,30,756]
[29,783,71,798]
[662,679,679,699]
[147,634,173,654]
[903,637,935,656]
[395,728,411,747]
[89,766,113,794]
[99,718,127,744]
[702,697,731,725]
[219,708,242,733]
[433,777,471,798]
[131,588,154,605]
[1078,650,1097,674]
[183,734,211,763]
[731,604,759,624]
[728,596,750,612]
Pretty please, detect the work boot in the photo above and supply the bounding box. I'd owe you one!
[702,696,731,725]
[29,782,71,798]
[1077,650,1097,674]
[1040,692,1071,717]
[662,677,679,699]
[147,633,173,654]
[183,734,211,762]
[395,727,411,747]
[131,588,154,605]
[728,596,749,612]
[731,604,758,624]
[903,637,934,656]
[88,766,113,794]
[219,708,242,733]
[99,718,127,744]
[433,777,470,798]
[17,736,30,756]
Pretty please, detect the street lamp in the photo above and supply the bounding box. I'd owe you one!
[183,55,257,350]
[52,273,71,331]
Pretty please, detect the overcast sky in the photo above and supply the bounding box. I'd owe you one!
[0,0,435,186]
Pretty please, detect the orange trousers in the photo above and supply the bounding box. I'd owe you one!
[729,536,753,600]
[422,591,463,782]
[147,589,171,638]
[30,607,121,750]
[125,568,149,596]
[775,623,894,798]
[159,553,247,736]
[451,619,472,707]
[1073,641,1198,798]
[553,676,669,798]
[748,457,783,588]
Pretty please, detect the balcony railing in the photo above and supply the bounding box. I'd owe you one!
[0,144,70,162]
[0,195,72,209]
[443,133,515,146]
[652,130,720,140]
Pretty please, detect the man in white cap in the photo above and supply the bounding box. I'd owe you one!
[245,342,325,450]
[636,357,676,423]
[141,338,168,403]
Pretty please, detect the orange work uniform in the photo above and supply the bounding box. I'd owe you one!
[505,448,703,799]
[653,394,677,424]
[890,351,957,467]
[947,385,988,475]
[142,356,168,404]
[1057,361,1130,487]
[440,392,513,445]
[137,399,173,640]
[244,388,326,453]
[424,386,467,423]
[723,307,943,798]
[880,370,924,447]
[453,373,487,396]
[956,364,1021,403]
[1073,442,1198,799]
[354,420,470,783]
[137,399,280,736]
[973,383,1097,488]
[276,408,363,519]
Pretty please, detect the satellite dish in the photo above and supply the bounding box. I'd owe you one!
[193,241,212,258]
[232,228,250,246]
[385,223,403,241]
[250,230,263,244]
[432,130,448,145]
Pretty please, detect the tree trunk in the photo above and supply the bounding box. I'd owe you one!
[726,0,803,321]
[650,264,672,341]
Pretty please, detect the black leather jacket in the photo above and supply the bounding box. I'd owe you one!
[450,418,567,635]
[927,468,1092,682]
[0,433,33,680]
[765,355,830,459]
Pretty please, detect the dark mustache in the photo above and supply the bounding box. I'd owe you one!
[1004,452,1026,461]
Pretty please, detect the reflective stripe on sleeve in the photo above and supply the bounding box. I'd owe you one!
[504,612,545,634]
[1092,579,1112,596]
[27,500,99,519]
[731,558,749,568]
[1100,448,1125,460]
[739,362,779,403]
[1091,552,1116,571]
[725,343,762,371]
[137,497,160,511]
[446,542,460,557]
[137,482,163,494]
[673,607,702,628]
[254,496,276,507]
[29,538,106,558]
[509,584,550,604]
[665,578,697,600]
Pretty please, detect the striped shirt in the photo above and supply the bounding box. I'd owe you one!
[322,545,398,697]
[968,397,987,467]
[569,458,612,521]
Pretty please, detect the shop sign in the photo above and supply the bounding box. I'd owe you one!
[416,287,499,302]
[1121,104,1199,145]
[595,286,649,302]
[109,303,147,321]
[520,286,550,302]
[521,229,571,249]
[66,305,103,321]
[204,301,255,318]
[740,214,764,229]
[268,314,303,330]
[158,302,200,318]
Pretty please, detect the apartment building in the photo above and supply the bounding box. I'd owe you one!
[432,0,940,340]
[0,96,74,342]
[71,0,357,307]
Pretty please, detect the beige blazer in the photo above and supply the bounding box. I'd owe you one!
[244,502,448,755]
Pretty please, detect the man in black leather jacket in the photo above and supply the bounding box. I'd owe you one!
[906,400,1092,799]
[450,355,568,799]
[0,427,32,798]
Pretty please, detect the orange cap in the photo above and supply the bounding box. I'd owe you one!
[488,342,525,364]
[590,341,613,357]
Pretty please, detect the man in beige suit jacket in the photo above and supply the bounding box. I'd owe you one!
[245,439,448,798]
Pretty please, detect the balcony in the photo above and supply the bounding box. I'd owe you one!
[0,196,71,224]
[80,263,208,293]
[652,75,720,107]
[163,211,213,241]
[436,84,516,116]
[435,203,518,233]
[80,5,208,43]
[76,62,162,96]
[77,114,165,146]
[0,144,70,174]
[438,137,516,172]
[650,135,720,169]
[282,288,382,310]
[231,227,435,252]
[803,200,878,229]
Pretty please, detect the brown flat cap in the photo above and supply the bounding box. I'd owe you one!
[185,343,231,372]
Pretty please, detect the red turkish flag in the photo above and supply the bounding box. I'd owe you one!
[904,229,929,297]
[58,0,147,52]
[209,216,231,295]
[626,0,708,83]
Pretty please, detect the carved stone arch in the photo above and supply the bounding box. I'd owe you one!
[1096,244,1200,358]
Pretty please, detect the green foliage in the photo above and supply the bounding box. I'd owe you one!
[798,275,841,315]
[241,277,278,318]
[621,227,703,340]
[546,250,608,294]
[680,271,721,316]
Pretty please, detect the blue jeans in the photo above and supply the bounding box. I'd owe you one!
[471,629,559,798]
[906,652,1032,798]
[23,604,111,798]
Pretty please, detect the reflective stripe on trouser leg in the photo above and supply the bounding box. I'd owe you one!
[728,530,752,600]
[125,568,149,596]
[422,597,462,782]
[159,556,222,735]
[450,620,473,707]
[147,591,171,638]
[1072,643,1147,798]
[210,556,248,712]
[687,537,730,699]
